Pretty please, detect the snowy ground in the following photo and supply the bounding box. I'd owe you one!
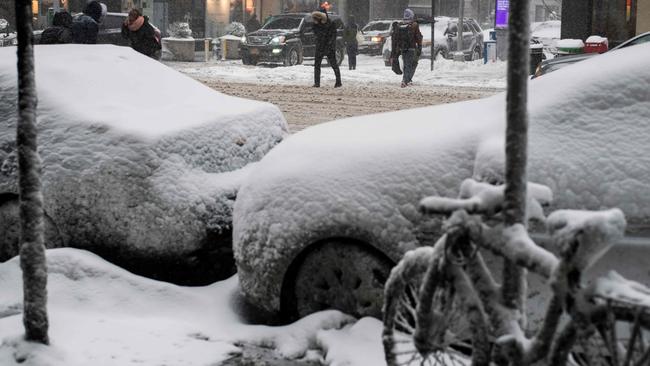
[168,55,505,132]
[168,54,507,90]
[0,249,384,366]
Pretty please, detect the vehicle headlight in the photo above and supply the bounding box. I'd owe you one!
[241,35,247,44]
[270,36,286,45]
[371,36,383,43]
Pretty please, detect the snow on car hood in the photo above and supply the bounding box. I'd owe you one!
[233,43,650,313]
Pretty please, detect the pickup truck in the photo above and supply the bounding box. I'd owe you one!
[240,12,346,67]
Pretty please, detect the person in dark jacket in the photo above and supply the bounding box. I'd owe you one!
[121,8,162,59]
[71,1,102,44]
[311,9,341,88]
[245,12,262,32]
[396,9,423,87]
[40,10,73,44]
[342,16,358,70]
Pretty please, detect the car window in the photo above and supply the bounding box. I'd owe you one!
[362,22,391,32]
[469,22,481,33]
[447,24,458,33]
[463,23,470,32]
[623,34,650,48]
[262,16,303,30]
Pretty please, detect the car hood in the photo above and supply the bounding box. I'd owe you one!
[233,43,650,313]
[247,29,293,37]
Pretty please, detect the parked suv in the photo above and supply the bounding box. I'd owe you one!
[382,17,483,66]
[358,19,397,55]
[240,13,346,66]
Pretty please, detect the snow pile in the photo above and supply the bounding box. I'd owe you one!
[556,39,585,48]
[170,54,507,89]
[0,249,361,366]
[233,43,650,314]
[0,45,288,282]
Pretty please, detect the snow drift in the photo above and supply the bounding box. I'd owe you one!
[0,44,288,284]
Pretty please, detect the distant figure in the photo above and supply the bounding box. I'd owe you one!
[311,8,341,87]
[395,9,422,87]
[71,0,102,44]
[40,10,73,44]
[245,13,261,32]
[343,16,358,70]
[121,8,162,59]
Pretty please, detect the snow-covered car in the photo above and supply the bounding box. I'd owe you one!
[382,17,482,67]
[0,19,17,47]
[358,19,397,55]
[0,45,288,284]
[233,43,650,322]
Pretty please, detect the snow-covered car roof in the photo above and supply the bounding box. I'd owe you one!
[0,45,288,283]
[233,43,650,315]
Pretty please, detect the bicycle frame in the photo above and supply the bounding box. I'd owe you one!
[413,207,650,365]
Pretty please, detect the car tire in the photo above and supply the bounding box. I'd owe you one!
[284,239,393,320]
[435,47,448,60]
[468,47,481,61]
[284,47,299,67]
[0,193,63,261]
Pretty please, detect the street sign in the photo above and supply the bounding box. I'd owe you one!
[495,0,509,29]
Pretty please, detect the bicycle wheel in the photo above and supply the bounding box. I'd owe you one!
[383,246,472,366]
[569,302,650,366]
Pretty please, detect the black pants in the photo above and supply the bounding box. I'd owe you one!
[314,50,341,86]
[346,43,357,69]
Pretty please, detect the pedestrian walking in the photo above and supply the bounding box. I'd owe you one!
[343,16,358,70]
[311,8,341,87]
[245,12,262,32]
[71,0,102,44]
[121,8,162,59]
[395,9,422,87]
[40,10,73,44]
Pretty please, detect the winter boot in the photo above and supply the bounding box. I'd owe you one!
[334,82,342,88]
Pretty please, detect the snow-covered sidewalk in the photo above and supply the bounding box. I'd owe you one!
[0,249,385,366]
[167,54,507,90]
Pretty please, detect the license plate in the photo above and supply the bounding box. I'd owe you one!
[250,48,259,55]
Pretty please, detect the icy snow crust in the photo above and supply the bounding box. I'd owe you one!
[0,45,288,277]
[233,43,650,314]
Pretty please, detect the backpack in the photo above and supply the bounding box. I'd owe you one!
[396,22,415,51]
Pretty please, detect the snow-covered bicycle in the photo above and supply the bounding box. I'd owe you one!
[382,178,650,366]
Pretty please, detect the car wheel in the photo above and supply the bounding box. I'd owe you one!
[0,193,63,261]
[284,48,299,67]
[286,239,393,320]
[469,47,481,61]
[435,47,448,60]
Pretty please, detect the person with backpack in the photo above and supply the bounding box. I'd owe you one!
[121,8,162,59]
[311,8,341,88]
[71,1,102,44]
[40,10,73,44]
[395,9,423,87]
[343,16,358,70]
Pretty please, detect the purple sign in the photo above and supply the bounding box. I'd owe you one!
[495,0,510,29]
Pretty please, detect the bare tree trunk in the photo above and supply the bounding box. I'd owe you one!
[15,0,49,345]
[502,0,531,329]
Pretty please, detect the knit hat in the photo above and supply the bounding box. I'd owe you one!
[403,8,415,21]
[312,11,327,24]
[84,0,103,22]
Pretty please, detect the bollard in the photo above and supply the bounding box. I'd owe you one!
[204,38,210,62]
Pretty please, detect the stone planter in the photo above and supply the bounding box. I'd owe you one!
[162,37,195,61]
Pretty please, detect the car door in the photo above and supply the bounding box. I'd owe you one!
[462,23,473,52]
[301,17,316,58]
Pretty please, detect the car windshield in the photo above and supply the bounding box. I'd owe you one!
[262,17,303,30]
[362,22,391,32]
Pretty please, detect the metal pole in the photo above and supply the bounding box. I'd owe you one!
[503,0,531,327]
[430,0,435,70]
[457,0,464,55]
